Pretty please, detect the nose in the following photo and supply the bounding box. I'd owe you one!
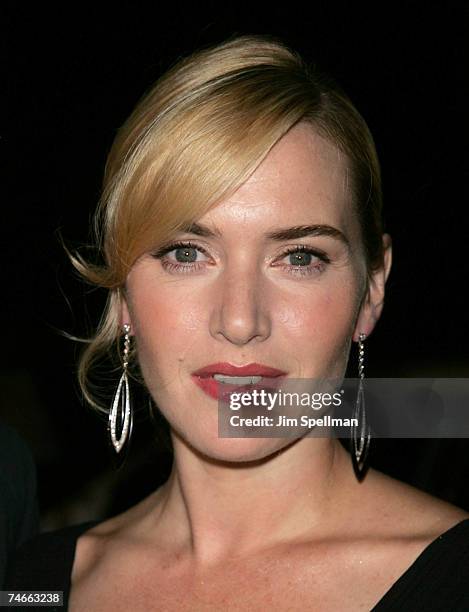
[209,264,271,346]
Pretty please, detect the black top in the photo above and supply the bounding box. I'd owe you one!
[0,422,39,587]
[5,518,469,611]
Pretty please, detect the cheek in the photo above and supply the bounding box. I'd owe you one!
[127,284,206,374]
[274,279,360,376]
[277,282,358,339]
[129,271,208,330]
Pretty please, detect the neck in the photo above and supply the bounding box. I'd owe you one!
[148,435,357,566]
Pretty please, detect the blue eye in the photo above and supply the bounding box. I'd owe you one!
[173,246,198,263]
[151,241,209,274]
[151,241,330,278]
[279,246,330,277]
[287,251,313,266]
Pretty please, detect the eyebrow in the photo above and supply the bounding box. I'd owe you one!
[181,222,350,248]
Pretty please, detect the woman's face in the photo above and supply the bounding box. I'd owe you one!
[122,122,380,461]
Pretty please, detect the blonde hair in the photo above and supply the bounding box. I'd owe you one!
[71,33,385,411]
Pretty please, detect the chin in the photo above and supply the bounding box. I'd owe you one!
[175,429,292,465]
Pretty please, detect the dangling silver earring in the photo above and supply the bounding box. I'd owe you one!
[108,323,133,455]
[351,332,371,480]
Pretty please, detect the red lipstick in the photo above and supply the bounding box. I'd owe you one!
[192,362,287,378]
[191,362,287,401]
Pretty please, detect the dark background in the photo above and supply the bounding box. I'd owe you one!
[2,3,468,528]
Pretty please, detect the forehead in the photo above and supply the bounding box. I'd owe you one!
[202,122,354,232]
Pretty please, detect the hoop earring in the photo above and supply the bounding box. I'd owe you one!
[351,332,371,480]
[108,323,133,455]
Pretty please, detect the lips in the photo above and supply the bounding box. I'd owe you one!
[192,362,287,378]
[191,362,287,401]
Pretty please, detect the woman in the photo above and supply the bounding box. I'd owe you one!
[6,33,469,611]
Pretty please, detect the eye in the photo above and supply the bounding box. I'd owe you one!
[286,251,313,266]
[276,245,330,277]
[151,241,210,274]
[151,241,330,277]
[170,245,199,263]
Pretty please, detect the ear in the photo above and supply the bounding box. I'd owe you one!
[352,233,392,342]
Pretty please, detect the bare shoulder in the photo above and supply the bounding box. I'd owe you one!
[71,487,165,584]
[314,466,469,610]
[359,466,469,538]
